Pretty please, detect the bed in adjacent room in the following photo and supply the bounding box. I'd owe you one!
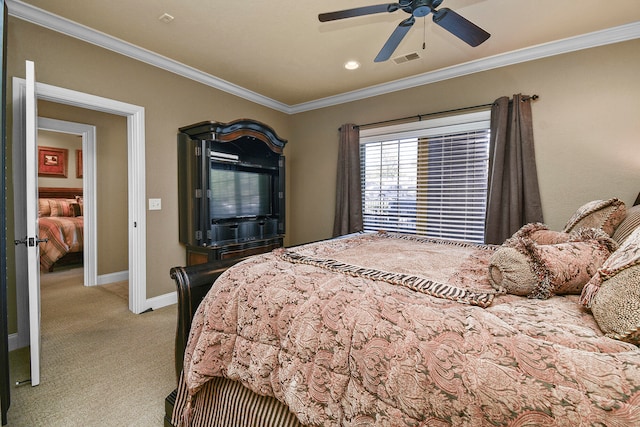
[168,196,640,427]
[37,187,84,272]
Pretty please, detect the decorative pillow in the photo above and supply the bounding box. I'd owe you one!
[70,203,82,217]
[38,198,52,217]
[505,222,571,246]
[488,228,618,299]
[49,198,78,217]
[580,227,640,345]
[612,204,640,244]
[75,195,84,216]
[562,198,626,236]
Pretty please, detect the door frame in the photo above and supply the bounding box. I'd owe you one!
[37,118,97,291]
[12,78,147,349]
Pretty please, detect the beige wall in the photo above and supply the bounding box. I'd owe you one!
[5,16,640,333]
[288,39,640,244]
[37,129,83,188]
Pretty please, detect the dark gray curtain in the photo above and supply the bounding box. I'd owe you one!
[485,94,543,244]
[332,124,363,237]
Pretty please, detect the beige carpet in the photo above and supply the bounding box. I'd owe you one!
[7,267,177,426]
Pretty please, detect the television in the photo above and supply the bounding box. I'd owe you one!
[209,165,274,221]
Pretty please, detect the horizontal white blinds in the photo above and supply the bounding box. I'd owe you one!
[360,113,490,243]
[361,139,418,234]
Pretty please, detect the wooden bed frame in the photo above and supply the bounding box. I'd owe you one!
[38,187,84,271]
[38,186,83,199]
[164,258,245,426]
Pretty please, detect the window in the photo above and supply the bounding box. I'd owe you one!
[360,111,491,243]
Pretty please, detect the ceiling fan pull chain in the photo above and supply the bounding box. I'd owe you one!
[423,16,427,50]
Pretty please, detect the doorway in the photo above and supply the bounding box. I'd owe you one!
[12,77,147,349]
[37,118,96,288]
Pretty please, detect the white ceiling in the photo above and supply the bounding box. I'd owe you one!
[9,0,640,112]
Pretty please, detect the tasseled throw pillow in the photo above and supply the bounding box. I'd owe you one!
[504,222,571,246]
[488,228,618,299]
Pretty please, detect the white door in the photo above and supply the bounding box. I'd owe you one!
[24,60,41,386]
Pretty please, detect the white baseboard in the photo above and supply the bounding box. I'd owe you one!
[8,333,20,352]
[145,292,177,311]
[96,270,128,285]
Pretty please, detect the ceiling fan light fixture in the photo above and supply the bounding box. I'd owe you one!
[344,60,360,70]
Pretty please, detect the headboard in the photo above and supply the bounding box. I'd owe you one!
[38,187,83,199]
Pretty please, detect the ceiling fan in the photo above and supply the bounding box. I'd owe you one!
[319,0,490,62]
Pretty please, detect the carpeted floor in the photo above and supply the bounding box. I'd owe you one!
[7,267,177,426]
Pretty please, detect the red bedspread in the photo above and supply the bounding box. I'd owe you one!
[182,233,640,426]
[38,216,83,271]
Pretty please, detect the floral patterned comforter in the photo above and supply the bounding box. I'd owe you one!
[182,233,640,426]
[38,216,83,271]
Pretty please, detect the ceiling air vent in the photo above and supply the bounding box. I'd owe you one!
[393,52,420,64]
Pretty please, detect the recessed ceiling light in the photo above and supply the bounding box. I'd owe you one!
[344,60,360,70]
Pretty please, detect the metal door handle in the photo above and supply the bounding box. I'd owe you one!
[14,236,48,247]
[14,237,28,246]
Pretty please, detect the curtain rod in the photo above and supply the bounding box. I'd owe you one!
[352,94,539,130]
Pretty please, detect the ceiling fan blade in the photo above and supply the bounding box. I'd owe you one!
[319,4,398,22]
[374,16,415,62]
[432,8,490,47]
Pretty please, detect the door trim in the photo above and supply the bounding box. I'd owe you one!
[37,118,97,290]
[12,77,147,334]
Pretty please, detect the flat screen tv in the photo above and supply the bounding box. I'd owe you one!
[209,167,273,220]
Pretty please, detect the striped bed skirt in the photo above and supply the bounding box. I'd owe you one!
[171,373,303,427]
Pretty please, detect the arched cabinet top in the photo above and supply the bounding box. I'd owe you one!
[179,119,287,154]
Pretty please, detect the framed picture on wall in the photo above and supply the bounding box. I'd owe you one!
[76,149,83,178]
[38,146,68,178]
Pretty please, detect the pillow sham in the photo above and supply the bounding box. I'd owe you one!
[580,227,640,345]
[49,198,78,217]
[38,198,52,217]
[75,196,84,216]
[612,204,640,244]
[562,198,626,236]
[488,228,618,299]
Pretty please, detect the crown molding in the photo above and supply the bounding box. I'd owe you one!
[8,0,639,115]
[6,0,290,113]
[290,21,640,113]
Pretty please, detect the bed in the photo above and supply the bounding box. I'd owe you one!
[167,196,640,427]
[38,187,84,272]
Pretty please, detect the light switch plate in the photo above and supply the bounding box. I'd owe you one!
[148,198,162,210]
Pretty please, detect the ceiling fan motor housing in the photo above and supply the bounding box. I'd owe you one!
[409,0,443,17]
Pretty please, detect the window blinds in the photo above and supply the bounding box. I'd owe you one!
[360,111,490,243]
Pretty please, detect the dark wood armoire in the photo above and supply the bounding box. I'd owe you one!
[177,119,287,266]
